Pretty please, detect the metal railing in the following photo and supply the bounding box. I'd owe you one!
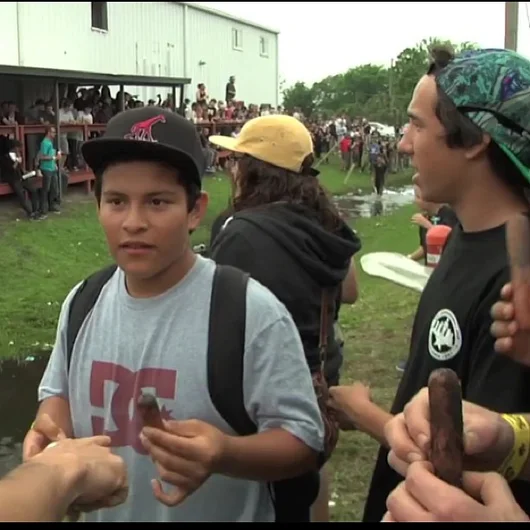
[0,120,244,172]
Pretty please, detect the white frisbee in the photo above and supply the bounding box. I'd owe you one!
[360,252,431,293]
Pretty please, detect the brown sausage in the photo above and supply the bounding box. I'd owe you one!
[428,368,464,489]
[137,393,165,430]
[506,213,530,331]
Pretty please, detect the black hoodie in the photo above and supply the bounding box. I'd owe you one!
[210,203,361,381]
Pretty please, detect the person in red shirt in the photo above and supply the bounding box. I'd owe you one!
[340,135,352,171]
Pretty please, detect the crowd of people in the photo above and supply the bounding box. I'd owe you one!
[0,75,403,220]
[0,75,284,216]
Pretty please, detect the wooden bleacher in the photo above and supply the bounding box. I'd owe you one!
[0,120,242,200]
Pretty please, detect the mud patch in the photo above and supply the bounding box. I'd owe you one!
[0,356,47,476]
[334,186,414,219]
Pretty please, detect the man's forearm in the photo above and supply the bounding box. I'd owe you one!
[353,401,393,448]
[408,247,424,261]
[0,459,83,521]
[215,429,318,481]
[37,396,74,438]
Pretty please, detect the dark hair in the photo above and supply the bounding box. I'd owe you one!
[428,46,528,194]
[93,158,201,212]
[232,155,342,233]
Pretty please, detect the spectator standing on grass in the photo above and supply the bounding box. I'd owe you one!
[26,107,324,523]
[209,115,361,521]
[38,126,61,217]
[339,134,352,171]
[0,139,40,220]
[372,153,387,196]
[327,47,530,521]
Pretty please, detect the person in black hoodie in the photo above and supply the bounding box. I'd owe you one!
[208,115,361,522]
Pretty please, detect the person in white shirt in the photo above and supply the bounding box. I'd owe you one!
[78,106,93,126]
[77,106,94,169]
[58,100,77,170]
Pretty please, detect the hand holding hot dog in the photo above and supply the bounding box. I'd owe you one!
[384,388,513,477]
[140,419,227,507]
[383,461,529,522]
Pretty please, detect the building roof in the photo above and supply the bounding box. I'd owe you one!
[0,64,191,87]
[180,2,280,35]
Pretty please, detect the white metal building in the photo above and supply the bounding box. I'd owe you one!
[0,1,279,107]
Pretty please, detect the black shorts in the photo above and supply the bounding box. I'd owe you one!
[374,167,386,194]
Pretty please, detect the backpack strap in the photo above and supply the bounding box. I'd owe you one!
[66,265,118,372]
[207,264,315,521]
[207,264,256,436]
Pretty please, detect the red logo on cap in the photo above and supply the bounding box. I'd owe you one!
[124,114,166,142]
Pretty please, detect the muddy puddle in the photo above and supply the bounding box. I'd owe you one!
[0,356,47,476]
[334,186,414,219]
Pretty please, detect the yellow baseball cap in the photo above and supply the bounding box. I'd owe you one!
[209,115,319,176]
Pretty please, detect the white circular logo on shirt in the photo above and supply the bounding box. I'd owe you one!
[428,309,462,361]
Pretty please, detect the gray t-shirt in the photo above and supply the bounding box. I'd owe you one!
[38,256,324,522]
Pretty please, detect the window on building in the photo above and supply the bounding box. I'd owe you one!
[232,28,243,51]
[259,36,269,57]
[91,2,108,31]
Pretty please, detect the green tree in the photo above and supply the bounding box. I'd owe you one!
[282,82,315,117]
[390,38,478,123]
[282,38,478,123]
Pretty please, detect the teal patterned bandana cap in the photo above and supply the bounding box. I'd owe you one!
[436,48,530,182]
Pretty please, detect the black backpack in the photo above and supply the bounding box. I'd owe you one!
[65,264,318,522]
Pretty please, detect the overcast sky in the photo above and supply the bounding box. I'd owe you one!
[193,2,530,87]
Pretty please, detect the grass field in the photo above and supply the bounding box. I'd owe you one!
[0,162,419,521]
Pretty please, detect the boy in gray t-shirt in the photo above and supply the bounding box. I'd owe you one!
[23,108,324,522]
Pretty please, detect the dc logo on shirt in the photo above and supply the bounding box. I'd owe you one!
[428,309,462,361]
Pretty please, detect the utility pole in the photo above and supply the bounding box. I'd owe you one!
[505,1,519,51]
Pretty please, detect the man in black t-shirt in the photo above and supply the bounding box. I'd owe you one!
[396,190,458,372]
[328,48,530,521]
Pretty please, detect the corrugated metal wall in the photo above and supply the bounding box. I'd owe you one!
[15,2,185,102]
[0,2,20,66]
[186,6,278,106]
[0,2,278,108]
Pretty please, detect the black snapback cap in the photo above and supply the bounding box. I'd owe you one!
[81,107,206,187]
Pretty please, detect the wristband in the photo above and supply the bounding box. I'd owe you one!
[497,414,530,482]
